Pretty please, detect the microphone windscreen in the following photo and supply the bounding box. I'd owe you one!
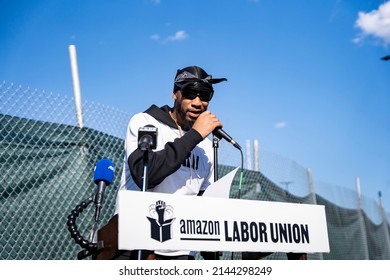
[93,158,115,184]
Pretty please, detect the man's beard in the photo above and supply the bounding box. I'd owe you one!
[177,101,196,131]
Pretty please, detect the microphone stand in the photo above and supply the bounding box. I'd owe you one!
[141,149,149,193]
[201,135,221,260]
[137,149,150,260]
[136,132,155,260]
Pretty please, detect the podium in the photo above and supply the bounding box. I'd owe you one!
[96,190,329,260]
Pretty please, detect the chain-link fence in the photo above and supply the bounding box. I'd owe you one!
[1,81,389,260]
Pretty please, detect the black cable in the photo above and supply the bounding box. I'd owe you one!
[237,147,244,200]
[231,147,245,260]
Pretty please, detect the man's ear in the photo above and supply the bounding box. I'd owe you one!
[172,91,178,100]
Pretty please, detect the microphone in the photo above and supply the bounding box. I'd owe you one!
[138,125,158,150]
[213,127,241,150]
[93,158,115,222]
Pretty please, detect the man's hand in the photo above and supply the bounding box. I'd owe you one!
[192,110,223,138]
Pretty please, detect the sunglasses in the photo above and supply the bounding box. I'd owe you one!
[176,81,214,102]
[181,89,214,102]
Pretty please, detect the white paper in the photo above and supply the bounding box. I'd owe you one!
[202,167,239,198]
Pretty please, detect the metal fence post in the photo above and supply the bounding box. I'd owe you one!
[378,191,390,258]
[356,177,369,259]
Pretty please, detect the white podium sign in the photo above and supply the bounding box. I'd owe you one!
[118,191,329,253]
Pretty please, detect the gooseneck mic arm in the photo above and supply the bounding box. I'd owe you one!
[67,158,115,260]
[67,196,104,259]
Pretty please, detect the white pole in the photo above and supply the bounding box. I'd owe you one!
[252,139,261,192]
[378,191,383,208]
[307,168,315,193]
[246,140,252,170]
[356,177,362,209]
[253,139,259,172]
[68,45,84,128]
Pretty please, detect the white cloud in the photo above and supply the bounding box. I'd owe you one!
[150,30,189,43]
[149,34,160,40]
[275,122,287,129]
[354,1,390,45]
[167,30,188,41]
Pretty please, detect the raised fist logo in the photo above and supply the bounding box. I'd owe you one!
[147,200,175,242]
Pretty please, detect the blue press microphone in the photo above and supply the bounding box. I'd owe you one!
[93,158,115,222]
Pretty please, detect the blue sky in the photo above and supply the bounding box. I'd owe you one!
[1,0,390,208]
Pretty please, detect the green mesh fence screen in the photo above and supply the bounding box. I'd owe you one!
[0,113,123,259]
[1,82,389,260]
